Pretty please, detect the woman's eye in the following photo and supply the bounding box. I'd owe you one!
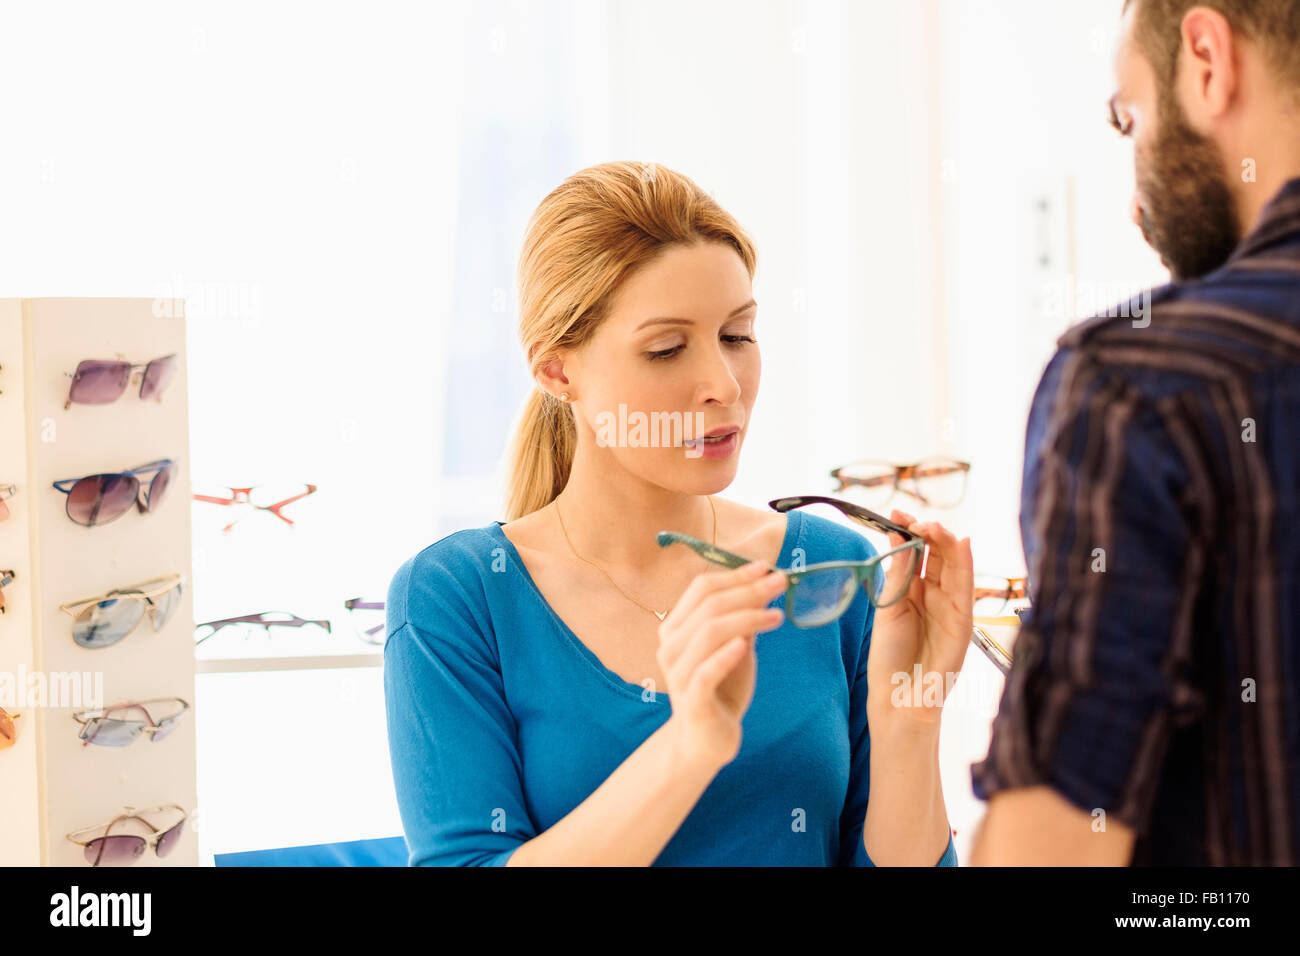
[646,345,684,361]
[646,334,756,362]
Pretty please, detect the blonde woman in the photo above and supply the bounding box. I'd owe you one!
[383,161,974,866]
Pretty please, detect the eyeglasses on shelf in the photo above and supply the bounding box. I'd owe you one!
[973,573,1029,616]
[194,610,332,646]
[343,598,386,644]
[829,456,971,510]
[192,482,317,533]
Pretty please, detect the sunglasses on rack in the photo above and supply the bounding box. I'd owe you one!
[193,483,317,533]
[66,804,187,866]
[657,496,925,629]
[52,459,177,527]
[343,598,386,644]
[829,456,971,510]
[0,484,16,521]
[64,353,178,410]
[59,573,184,649]
[194,610,332,646]
[72,697,190,747]
[0,706,21,750]
[1,568,16,614]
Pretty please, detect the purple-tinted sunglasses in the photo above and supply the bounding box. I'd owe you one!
[64,353,178,410]
[52,459,177,527]
[66,804,187,866]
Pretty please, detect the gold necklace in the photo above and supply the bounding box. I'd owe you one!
[555,495,717,622]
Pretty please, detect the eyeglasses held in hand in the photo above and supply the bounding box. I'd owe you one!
[0,484,16,522]
[194,610,332,645]
[66,804,187,866]
[0,706,21,750]
[192,483,317,533]
[72,697,190,747]
[52,459,177,527]
[59,573,184,649]
[657,498,924,629]
[0,568,15,615]
[64,353,178,410]
[829,456,971,510]
[343,598,386,644]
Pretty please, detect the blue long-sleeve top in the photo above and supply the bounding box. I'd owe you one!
[383,506,959,866]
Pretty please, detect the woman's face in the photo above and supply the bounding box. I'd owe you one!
[558,240,759,495]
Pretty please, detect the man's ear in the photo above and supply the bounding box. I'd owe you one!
[1179,6,1238,124]
[534,352,572,401]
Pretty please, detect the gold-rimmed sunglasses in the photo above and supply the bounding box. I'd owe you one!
[58,573,185,649]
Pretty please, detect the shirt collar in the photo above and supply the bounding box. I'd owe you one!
[1226,175,1300,264]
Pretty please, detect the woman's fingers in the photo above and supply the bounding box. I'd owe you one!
[660,561,769,649]
[664,606,783,684]
[688,635,753,701]
[676,569,786,639]
[660,565,784,660]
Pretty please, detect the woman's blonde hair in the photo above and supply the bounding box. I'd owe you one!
[503,161,758,520]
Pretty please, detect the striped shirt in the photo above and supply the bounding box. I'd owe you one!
[971,177,1300,865]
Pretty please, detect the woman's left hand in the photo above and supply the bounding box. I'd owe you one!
[866,511,974,729]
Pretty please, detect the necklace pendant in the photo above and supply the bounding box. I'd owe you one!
[653,610,667,621]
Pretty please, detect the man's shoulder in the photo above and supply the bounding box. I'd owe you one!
[1057,266,1299,367]
[1043,265,1300,409]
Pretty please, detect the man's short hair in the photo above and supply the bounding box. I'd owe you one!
[1124,0,1300,102]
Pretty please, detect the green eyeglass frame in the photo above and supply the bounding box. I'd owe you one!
[656,496,925,628]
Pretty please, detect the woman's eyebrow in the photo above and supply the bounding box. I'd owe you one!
[635,299,757,331]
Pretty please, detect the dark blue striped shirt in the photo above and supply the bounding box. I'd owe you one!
[971,177,1300,865]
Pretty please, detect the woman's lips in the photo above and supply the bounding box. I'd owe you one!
[684,429,739,459]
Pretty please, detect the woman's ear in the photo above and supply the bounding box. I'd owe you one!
[534,352,572,402]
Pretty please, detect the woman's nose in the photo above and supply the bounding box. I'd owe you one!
[697,349,743,405]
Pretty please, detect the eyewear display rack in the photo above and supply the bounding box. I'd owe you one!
[0,298,197,866]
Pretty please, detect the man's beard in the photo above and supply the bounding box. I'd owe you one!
[1135,94,1242,281]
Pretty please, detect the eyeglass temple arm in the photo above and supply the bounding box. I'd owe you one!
[193,492,238,505]
[655,531,753,569]
[259,485,318,525]
[124,459,174,477]
[197,612,330,633]
[59,575,182,616]
[768,495,915,539]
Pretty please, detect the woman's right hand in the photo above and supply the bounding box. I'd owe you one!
[656,560,788,772]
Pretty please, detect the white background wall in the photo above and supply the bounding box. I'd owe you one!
[0,0,1170,862]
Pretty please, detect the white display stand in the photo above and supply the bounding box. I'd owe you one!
[0,298,197,867]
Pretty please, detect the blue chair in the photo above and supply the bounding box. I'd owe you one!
[214,835,408,867]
